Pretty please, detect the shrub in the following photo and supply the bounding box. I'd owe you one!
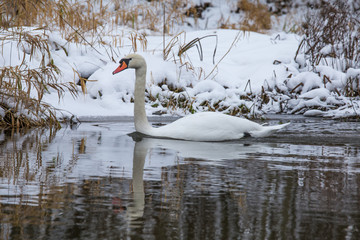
[295,0,360,96]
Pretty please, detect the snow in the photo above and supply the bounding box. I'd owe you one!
[303,109,326,117]
[300,88,330,101]
[46,30,306,119]
[347,68,360,78]
[286,72,323,94]
[1,0,359,120]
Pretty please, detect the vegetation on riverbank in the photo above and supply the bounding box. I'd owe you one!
[0,0,359,128]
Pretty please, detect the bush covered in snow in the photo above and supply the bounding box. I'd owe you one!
[282,0,360,117]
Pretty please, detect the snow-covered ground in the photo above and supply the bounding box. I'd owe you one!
[1,0,359,121]
[42,30,302,118]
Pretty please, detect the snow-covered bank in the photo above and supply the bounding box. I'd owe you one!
[47,30,302,117]
[41,29,359,119]
[1,0,359,122]
[1,27,358,121]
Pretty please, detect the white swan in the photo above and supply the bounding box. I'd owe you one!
[113,54,289,141]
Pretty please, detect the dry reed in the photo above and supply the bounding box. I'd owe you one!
[0,29,78,128]
[295,1,360,97]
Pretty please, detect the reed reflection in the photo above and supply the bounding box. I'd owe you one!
[0,122,358,240]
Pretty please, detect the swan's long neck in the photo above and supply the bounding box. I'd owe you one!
[134,65,152,134]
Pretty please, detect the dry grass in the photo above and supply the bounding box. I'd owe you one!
[0,29,78,128]
[1,0,277,48]
[112,0,188,34]
[235,0,272,32]
[295,1,360,97]
[154,30,252,116]
[129,32,148,52]
[0,0,94,127]
[1,0,104,40]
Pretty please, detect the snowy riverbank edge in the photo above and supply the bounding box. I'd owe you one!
[2,28,359,121]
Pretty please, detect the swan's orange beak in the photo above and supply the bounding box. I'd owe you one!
[112,61,128,75]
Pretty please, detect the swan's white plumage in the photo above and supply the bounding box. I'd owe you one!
[113,54,289,141]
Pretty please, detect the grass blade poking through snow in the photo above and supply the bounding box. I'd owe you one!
[205,31,243,80]
[178,35,218,64]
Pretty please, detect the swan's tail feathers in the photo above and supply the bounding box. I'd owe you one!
[249,122,290,138]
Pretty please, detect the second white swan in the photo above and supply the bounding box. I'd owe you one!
[113,54,289,141]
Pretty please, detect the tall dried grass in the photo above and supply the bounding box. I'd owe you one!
[0,29,78,128]
[112,0,189,34]
[1,0,104,40]
[236,0,272,32]
[0,0,101,127]
[295,1,360,97]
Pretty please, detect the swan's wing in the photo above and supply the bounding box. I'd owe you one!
[151,112,263,141]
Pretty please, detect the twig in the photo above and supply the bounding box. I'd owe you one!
[204,31,242,80]
[178,34,217,64]
[163,2,166,60]
[244,79,252,93]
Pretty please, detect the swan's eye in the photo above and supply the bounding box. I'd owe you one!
[119,58,131,64]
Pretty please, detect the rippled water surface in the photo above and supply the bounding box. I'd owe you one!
[0,116,359,239]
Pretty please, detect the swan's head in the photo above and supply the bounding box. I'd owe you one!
[112,54,146,75]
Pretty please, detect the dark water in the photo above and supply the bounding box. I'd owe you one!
[0,116,359,240]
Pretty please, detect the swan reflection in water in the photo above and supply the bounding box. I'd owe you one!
[120,134,269,227]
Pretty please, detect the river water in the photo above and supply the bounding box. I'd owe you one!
[0,116,359,239]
